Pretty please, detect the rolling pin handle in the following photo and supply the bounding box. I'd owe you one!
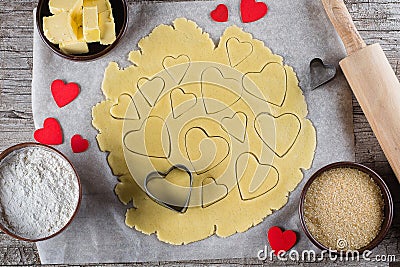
[321,0,366,55]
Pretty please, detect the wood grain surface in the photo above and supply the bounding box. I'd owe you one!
[1,0,400,265]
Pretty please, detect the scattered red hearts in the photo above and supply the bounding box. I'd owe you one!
[34,118,63,145]
[211,4,229,22]
[240,0,268,23]
[267,226,297,255]
[51,79,80,108]
[71,134,89,153]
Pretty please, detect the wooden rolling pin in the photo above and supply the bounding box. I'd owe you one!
[321,0,400,182]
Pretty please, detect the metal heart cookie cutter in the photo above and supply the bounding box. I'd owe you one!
[144,164,193,213]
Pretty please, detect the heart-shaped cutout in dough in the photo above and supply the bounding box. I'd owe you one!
[170,88,197,119]
[254,112,301,157]
[226,37,253,68]
[235,152,279,200]
[137,76,166,107]
[221,112,248,143]
[123,116,171,158]
[201,177,228,208]
[201,67,242,114]
[110,93,140,120]
[243,62,287,107]
[144,165,193,213]
[185,127,230,174]
[162,55,191,84]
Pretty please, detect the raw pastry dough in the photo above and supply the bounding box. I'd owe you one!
[92,18,316,244]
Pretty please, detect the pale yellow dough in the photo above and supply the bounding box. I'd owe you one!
[92,18,316,244]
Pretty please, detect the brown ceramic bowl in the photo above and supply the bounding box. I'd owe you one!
[0,143,82,242]
[36,0,128,61]
[299,162,393,253]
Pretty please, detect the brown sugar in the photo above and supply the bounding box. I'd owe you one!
[303,167,384,250]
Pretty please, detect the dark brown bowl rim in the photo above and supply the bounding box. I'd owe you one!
[0,142,82,242]
[35,0,128,62]
[299,161,393,254]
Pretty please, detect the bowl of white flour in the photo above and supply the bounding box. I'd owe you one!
[0,143,81,241]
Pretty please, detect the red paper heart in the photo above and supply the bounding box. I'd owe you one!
[240,0,268,23]
[211,4,229,22]
[71,134,89,153]
[268,226,297,255]
[34,118,63,145]
[51,79,80,108]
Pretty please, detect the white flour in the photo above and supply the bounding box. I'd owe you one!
[0,147,79,240]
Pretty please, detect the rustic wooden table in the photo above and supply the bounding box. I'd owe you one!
[1,0,400,266]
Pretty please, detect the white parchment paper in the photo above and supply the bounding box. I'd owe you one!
[32,0,355,263]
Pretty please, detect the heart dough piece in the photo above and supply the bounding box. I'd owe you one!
[235,153,279,200]
[162,55,191,84]
[138,77,166,107]
[221,112,248,143]
[201,177,228,208]
[185,127,230,174]
[226,37,253,68]
[170,88,197,119]
[243,62,287,107]
[124,116,171,158]
[201,67,242,114]
[255,113,301,157]
[110,94,140,120]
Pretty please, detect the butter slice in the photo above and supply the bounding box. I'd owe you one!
[43,12,78,44]
[60,28,89,54]
[83,0,109,13]
[83,6,100,42]
[49,0,82,14]
[99,10,116,45]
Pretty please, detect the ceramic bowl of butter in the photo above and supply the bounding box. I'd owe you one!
[36,0,128,61]
[0,143,82,242]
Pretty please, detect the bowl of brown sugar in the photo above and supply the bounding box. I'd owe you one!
[299,162,393,253]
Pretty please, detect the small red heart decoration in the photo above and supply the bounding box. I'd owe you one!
[71,134,89,153]
[51,79,80,108]
[34,118,63,145]
[268,226,297,255]
[240,0,268,23]
[211,4,229,22]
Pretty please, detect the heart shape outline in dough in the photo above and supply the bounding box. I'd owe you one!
[169,88,197,119]
[201,177,229,208]
[137,76,166,107]
[162,54,191,85]
[185,127,230,175]
[110,93,140,120]
[220,111,248,143]
[200,66,243,114]
[235,152,279,200]
[242,62,287,107]
[254,112,301,158]
[226,37,254,68]
[123,116,171,159]
[144,164,193,213]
